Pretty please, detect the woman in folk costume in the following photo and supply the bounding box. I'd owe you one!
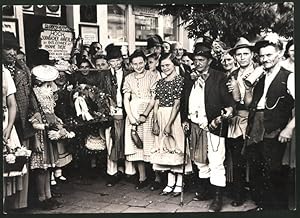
[2,32,37,210]
[29,65,75,210]
[123,50,159,189]
[151,53,192,197]
[2,66,30,213]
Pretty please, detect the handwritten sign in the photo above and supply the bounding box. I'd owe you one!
[40,23,74,60]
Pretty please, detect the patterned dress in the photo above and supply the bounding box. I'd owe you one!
[152,75,192,173]
[30,86,59,170]
[123,71,159,162]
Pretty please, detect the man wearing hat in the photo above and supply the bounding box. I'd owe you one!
[2,31,38,210]
[243,33,295,211]
[146,35,163,57]
[224,37,257,207]
[181,42,235,212]
[101,45,135,186]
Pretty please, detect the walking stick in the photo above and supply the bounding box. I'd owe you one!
[180,129,189,206]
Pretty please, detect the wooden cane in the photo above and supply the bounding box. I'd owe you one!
[180,130,189,206]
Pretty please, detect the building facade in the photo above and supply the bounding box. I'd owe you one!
[2,4,193,59]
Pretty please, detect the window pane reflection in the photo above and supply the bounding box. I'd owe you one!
[108,4,126,43]
[135,15,158,41]
[163,15,176,41]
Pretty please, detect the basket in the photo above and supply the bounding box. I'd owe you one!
[84,135,106,151]
[150,135,187,166]
[150,150,186,166]
[3,156,28,173]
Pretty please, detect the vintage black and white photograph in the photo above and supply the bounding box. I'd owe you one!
[1,1,296,215]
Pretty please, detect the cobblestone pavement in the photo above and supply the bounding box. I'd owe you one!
[14,174,257,214]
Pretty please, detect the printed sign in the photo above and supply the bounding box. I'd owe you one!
[40,23,74,60]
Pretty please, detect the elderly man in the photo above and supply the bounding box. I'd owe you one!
[225,37,257,206]
[244,33,295,211]
[181,42,235,212]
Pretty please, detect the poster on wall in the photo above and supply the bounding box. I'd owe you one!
[40,23,74,60]
[79,24,99,46]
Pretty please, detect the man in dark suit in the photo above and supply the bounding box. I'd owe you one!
[102,45,134,186]
[181,42,235,212]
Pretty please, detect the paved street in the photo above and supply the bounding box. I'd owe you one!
[15,173,257,214]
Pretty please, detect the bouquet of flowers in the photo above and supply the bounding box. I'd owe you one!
[73,84,112,122]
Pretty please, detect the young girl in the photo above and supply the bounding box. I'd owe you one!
[29,65,74,210]
[152,53,192,197]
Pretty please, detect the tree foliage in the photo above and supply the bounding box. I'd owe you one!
[159,2,294,46]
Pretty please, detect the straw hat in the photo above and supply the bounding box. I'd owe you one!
[32,65,59,82]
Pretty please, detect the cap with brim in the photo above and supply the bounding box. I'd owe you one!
[229,37,254,55]
[32,65,59,82]
[31,49,51,66]
[147,36,162,50]
[106,46,122,60]
[2,31,21,49]
[254,33,283,52]
[194,42,212,59]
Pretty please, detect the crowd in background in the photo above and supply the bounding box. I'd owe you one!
[2,30,295,213]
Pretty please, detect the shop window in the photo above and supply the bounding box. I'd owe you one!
[80,5,97,23]
[163,15,177,41]
[107,4,126,43]
[135,15,158,41]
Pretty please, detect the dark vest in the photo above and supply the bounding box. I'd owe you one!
[180,68,235,137]
[249,67,294,133]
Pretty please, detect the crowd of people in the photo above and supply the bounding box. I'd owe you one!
[2,30,295,213]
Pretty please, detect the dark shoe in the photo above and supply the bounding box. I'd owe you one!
[160,185,174,196]
[193,178,212,201]
[125,174,137,184]
[193,190,213,201]
[208,198,223,212]
[47,198,63,208]
[149,181,162,191]
[208,197,223,212]
[135,179,148,190]
[208,186,223,212]
[51,191,63,198]
[37,200,56,210]
[231,198,245,207]
[106,175,119,187]
[171,186,182,197]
